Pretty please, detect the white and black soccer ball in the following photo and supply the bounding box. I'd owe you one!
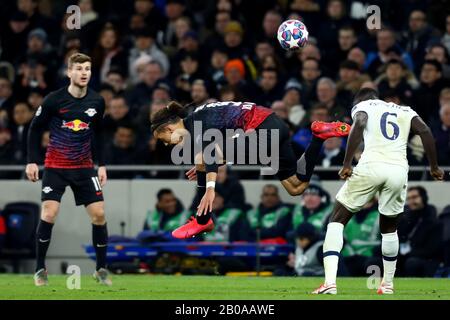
[277,19,309,51]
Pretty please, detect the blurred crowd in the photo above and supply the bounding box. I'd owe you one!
[144,167,450,277]
[0,0,449,179]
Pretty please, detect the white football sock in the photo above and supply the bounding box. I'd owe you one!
[323,222,344,286]
[381,231,399,285]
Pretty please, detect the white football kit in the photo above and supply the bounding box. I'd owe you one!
[336,99,418,216]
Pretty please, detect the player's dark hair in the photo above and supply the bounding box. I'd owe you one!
[157,188,173,201]
[423,59,443,73]
[151,101,186,134]
[352,88,379,105]
[408,186,429,206]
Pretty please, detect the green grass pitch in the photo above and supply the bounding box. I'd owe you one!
[0,275,449,300]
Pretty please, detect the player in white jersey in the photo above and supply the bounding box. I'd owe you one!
[313,88,444,295]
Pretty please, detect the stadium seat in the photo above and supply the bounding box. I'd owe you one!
[0,202,40,273]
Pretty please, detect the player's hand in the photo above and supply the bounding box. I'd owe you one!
[430,166,444,181]
[197,188,215,216]
[186,166,197,181]
[98,166,107,187]
[339,166,353,180]
[25,163,39,182]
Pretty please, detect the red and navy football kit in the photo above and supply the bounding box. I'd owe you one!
[182,101,298,180]
[27,86,105,206]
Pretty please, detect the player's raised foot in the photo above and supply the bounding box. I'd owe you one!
[172,216,215,239]
[377,281,394,295]
[34,268,48,286]
[311,121,351,140]
[311,283,337,295]
[93,268,112,286]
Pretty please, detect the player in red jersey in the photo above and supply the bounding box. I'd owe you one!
[26,53,111,286]
[151,101,350,239]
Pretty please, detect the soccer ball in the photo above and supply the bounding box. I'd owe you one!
[277,19,309,51]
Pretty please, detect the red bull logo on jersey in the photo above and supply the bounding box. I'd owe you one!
[61,119,90,132]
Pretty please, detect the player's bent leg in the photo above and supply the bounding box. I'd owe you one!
[86,201,111,286]
[378,214,400,294]
[34,200,60,286]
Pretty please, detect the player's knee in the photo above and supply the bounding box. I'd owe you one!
[41,204,58,222]
[91,208,106,224]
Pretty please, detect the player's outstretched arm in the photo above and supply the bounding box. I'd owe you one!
[411,116,444,181]
[340,111,368,179]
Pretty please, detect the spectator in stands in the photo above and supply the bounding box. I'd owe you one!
[318,137,345,169]
[143,188,190,232]
[91,25,127,85]
[0,128,14,175]
[282,79,306,128]
[255,68,283,106]
[0,11,31,63]
[175,53,203,103]
[11,102,33,164]
[209,48,228,89]
[271,101,289,128]
[103,95,132,142]
[431,102,450,165]
[365,28,414,79]
[161,0,188,52]
[78,0,98,27]
[104,125,144,178]
[133,0,165,32]
[425,44,450,79]
[377,59,414,104]
[16,28,57,96]
[347,47,366,72]
[204,10,231,52]
[223,21,249,61]
[317,0,352,51]
[324,26,358,77]
[292,103,330,154]
[316,77,349,122]
[104,69,127,94]
[442,14,450,54]
[190,79,210,106]
[246,184,292,242]
[398,186,443,277]
[253,40,275,72]
[290,223,325,276]
[414,59,446,123]
[223,58,254,100]
[128,27,170,83]
[336,60,367,98]
[342,198,381,276]
[299,58,321,108]
[27,88,44,111]
[401,10,440,72]
[0,78,14,123]
[202,189,247,242]
[126,61,164,111]
[291,178,332,233]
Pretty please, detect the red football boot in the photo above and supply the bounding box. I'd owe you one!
[311,121,351,140]
[172,216,215,239]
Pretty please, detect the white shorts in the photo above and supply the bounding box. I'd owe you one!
[335,163,408,216]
